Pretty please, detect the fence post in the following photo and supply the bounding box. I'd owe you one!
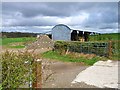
[108,41,112,58]
[32,59,42,88]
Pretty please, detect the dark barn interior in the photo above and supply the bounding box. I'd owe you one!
[71,30,91,42]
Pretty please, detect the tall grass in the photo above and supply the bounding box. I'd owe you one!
[1,50,39,88]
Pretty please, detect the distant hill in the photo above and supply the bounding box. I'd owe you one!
[1,32,37,38]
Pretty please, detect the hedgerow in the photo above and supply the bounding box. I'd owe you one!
[1,50,39,88]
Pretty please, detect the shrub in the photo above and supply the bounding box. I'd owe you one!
[1,50,39,88]
[54,41,120,60]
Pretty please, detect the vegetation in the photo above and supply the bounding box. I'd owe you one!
[42,50,106,65]
[0,37,36,48]
[89,33,120,41]
[54,41,108,56]
[1,32,37,38]
[89,33,120,59]
[1,50,40,88]
[54,40,120,60]
[111,41,120,60]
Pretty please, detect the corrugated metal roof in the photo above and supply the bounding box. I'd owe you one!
[52,24,100,33]
[52,24,71,30]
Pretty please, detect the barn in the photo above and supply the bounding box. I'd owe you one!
[52,24,96,42]
[52,24,71,41]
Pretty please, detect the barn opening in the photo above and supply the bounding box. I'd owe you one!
[71,30,77,41]
[71,30,91,42]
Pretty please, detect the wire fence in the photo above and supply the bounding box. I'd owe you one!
[54,40,120,59]
[68,42,109,57]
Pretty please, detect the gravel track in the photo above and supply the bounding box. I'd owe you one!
[42,59,98,88]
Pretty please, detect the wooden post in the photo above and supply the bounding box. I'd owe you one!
[32,59,42,88]
[108,41,112,58]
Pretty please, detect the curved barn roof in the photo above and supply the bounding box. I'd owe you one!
[52,24,100,33]
[52,24,71,30]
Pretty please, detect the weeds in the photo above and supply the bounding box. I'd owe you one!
[1,50,39,88]
[42,50,106,65]
[1,50,55,88]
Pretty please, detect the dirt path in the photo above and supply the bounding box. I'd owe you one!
[42,60,98,88]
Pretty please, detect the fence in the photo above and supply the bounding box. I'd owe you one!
[54,40,120,59]
[110,40,120,59]
[32,60,42,88]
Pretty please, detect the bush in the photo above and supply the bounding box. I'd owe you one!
[1,50,39,88]
[111,41,120,60]
[54,41,107,56]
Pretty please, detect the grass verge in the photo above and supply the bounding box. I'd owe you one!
[42,50,106,65]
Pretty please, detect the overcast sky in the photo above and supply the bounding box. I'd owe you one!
[1,2,118,33]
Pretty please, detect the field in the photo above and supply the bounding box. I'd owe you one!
[0,37,36,48]
[89,33,120,41]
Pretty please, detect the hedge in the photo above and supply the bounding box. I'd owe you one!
[54,41,120,60]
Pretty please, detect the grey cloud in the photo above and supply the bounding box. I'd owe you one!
[2,2,80,17]
[83,7,118,29]
[99,24,118,29]
[2,2,118,33]
[2,2,117,17]
[3,17,57,26]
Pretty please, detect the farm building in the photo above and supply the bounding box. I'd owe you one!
[52,24,71,41]
[52,24,98,42]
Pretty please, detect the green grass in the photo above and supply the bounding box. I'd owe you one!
[0,37,36,48]
[0,38,2,45]
[9,45,25,48]
[1,37,36,45]
[42,50,104,65]
[89,33,120,41]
